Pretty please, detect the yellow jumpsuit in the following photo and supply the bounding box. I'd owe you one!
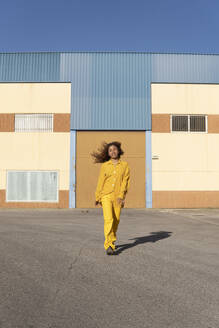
[95,159,130,251]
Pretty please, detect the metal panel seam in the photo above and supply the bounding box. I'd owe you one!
[69,131,76,208]
[146,131,152,208]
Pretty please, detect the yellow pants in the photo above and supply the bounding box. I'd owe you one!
[101,192,122,251]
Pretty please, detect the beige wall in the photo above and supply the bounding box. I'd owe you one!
[152,83,219,195]
[0,83,71,114]
[152,83,219,114]
[0,133,70,190]
[152,133,219,190]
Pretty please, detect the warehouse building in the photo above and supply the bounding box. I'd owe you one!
[1,52,219,209]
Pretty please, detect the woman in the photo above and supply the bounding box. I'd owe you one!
[91,141,130,255]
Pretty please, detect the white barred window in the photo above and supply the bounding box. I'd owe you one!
[15,114,53,132]
[171,115,207,133]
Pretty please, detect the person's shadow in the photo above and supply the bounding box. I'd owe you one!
[114,231,172,255]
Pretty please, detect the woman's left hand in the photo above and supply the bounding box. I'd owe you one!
[117,197,125,207]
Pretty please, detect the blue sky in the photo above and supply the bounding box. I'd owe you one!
[0,0,218,53]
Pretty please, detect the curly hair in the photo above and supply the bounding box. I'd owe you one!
[91,141,124,163]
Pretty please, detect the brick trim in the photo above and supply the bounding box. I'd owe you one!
[0,114,15,132]
[208,115,219,133]
[0,190,69,208]
[53,114,71,132]
[152,114,170,133]
[153,190,219,208]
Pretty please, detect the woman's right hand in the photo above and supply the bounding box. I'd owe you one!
[95,200,100,207]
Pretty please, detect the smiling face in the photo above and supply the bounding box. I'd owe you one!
[108,144,119,159]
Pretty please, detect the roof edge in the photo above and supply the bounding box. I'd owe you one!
[0,51,219,56]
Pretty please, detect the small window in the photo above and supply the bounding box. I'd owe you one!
[190,116,206,132]
[6,171,58,202]
[172,115,188,131]
[15,114,53,132]
[171,115,207,133]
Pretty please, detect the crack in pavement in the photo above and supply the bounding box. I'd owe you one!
[46,239,102,328]
[68,239,88,270]
[51,239,92,305]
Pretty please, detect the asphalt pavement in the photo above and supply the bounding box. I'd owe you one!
[0,208,219,328]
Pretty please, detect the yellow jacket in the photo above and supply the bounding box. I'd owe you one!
[95,159,130,202]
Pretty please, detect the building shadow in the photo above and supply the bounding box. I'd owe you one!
[114,231,172,255]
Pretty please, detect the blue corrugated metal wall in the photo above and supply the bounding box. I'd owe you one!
[0,53,60,81]
[152,53,219,83]
[60,53,152,130]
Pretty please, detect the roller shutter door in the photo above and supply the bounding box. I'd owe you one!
[76,131,145,208]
